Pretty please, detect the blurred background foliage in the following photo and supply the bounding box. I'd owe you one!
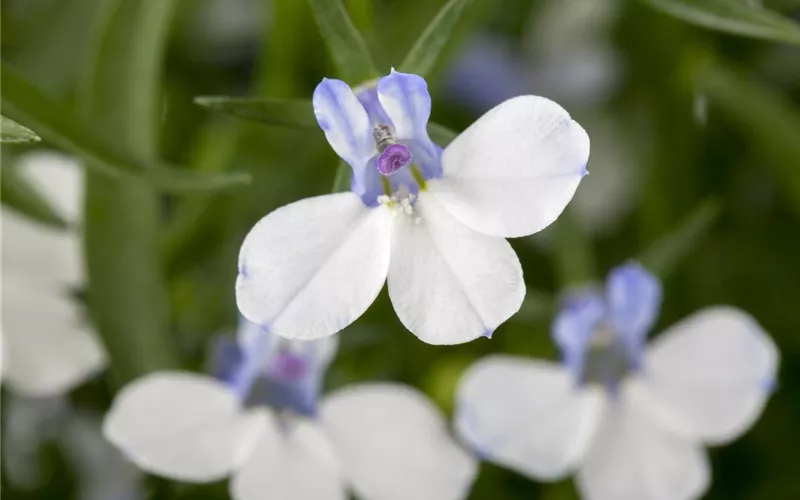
[2,0,800,498]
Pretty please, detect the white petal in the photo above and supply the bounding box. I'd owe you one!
[455,356,605,480]
[2,285,106,396]
[429,95,589,238]
[644,307,778,444]
[577,378,710,500]
[2,209,84,288]
[321,383,477,500]
[387,192,524,344]
[236,193,391,340]
[16,151,85,224]
[103,372,269,482]
[231,417,346,500]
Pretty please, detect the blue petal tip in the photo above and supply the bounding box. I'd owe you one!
[482,329,494,339]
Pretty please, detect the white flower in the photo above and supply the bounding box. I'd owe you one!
[1,151,106,396]
[455,263,778,500]
[103,320,476,500]
[236,70,590,345]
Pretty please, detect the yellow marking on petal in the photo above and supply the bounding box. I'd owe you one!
[411,164,427,191]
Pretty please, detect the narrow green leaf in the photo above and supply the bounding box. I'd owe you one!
[640,0,800,44]
[694,58,800,216]
[331,160,352,192]
[307,0,380,83]
[0,164,68,229]
[1,63,249,191]
[80,0,181,384]
[639,197,722,278]
[195,96,318,128]
[428,122,459,147]
[399,0,477,77]
[553,208,597,288]
[1,115,40,143]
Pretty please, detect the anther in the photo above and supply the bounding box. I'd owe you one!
[377,144,413,176]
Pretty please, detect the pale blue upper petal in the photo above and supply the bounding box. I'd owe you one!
[552,290,606,382]
[313,78,376,183]
[605,262,662,363]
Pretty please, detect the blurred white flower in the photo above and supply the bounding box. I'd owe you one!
[455,263,778,500]
[104,320,476,500]
[236,70,589,345]
[1,151,106,396]
[3,394,143,500]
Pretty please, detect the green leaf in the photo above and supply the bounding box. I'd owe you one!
[639,197,722,278]
[195,96,460,147]
[0,163,68,229]
[399,0,477,77]
[331,159,352,192]
[427,122,459,147]
[1,115,40,143]
[640,0,800,44]
[693,58,800,217]
[79,0,181,384]
[1,63,249,191]
[553,208,597,288]
[195,96,318,128]
[307,0,380,83]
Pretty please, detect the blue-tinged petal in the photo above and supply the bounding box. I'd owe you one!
[552,290,606,381]
[313,78,375,173]
[376,71,441,178]
[355,87,393,126]
[376,70,432,141]
[605,262,662,359]
[210,336,246,387]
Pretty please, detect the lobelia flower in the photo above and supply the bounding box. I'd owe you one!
[103,319,477,500]
[236,70,590,345]
[454,263,778,500]
[1,151,106,396]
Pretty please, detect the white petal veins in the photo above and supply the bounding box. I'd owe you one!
[236,192,391,340]
[430,95,589,238]
[386,192,524,345]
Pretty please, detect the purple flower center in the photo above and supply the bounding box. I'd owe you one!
[377,144,412,176]
[270,352,308,381]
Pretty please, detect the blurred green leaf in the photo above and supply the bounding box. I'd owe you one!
[399,0,477,77]
[513,288,556,324]
[1,115,40,143]
[639,197,722,278]
[640,0,800,44]
[331,159,352,192]
[194,96,460,150]
[80,0,181,383]
[1,63,250,192]
[0,164,68,229]
[428,121,459,147]
[195,96,318,128]
[694,58,800,216]
[307,0,380,83]
[553,208,597,288]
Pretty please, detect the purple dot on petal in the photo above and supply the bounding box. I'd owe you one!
[377,144,413,176]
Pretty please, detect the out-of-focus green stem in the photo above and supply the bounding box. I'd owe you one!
[80,0,180,386]
[553,208,597,290]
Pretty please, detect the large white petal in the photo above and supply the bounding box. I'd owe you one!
[16,151,85,224]
[2,208,84,288]
[455,356,604,480]
[2,285,106,396]
[236,193,391,340]
[577,378,710,500]
[231,417,346,500]
[387,192,524,344]
[644,307,778,444]
[321,383,476,500]
[102,372,269,482]
[429,95,589,238]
